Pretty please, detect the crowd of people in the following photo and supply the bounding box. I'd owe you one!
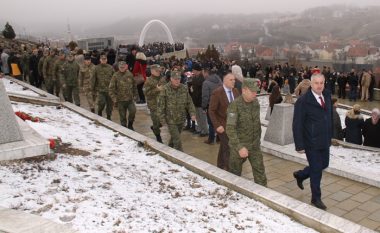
[1,40,380,212]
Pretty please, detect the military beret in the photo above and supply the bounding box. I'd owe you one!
[150,64,160,70]
[171,71,181,79]
[84,54,91,60]
[242,78,260,92]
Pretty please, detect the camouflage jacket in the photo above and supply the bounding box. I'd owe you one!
[79,63,95,88]
[38,56,47,76]
[42,55,57,79]
[226,96,261,151]
[157,83,195,125]
[109,70,137,102]
[60,61,80,86]
[53,59,65,82]
[91,63,114,93]
[143,75,167,111]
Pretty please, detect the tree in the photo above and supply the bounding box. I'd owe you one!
[3,22,16,39]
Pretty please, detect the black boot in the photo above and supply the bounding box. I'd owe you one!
[155,134,163,143]
[90,108,95,113]
[127,121,134,131]
[107,115,111,120]
[98,110,102,116]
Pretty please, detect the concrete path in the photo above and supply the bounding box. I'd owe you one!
[0,207,78,233]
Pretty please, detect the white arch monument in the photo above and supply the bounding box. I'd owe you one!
[138,19,174,47]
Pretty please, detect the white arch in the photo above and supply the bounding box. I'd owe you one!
[138,19,174,47]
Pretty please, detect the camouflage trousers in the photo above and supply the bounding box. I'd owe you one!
[117,100,136,127]
[63,85,80,106]
[229,147,267,186]
[149,109,161,136]
[167,123,183,151]
[45,78,60,97]
[97,92,113,119]
[83,86,96,109]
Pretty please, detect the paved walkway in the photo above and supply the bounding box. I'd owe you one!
[73,91,380,231]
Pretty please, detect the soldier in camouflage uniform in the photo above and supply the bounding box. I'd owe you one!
[79,55,96,113]
[109,61,137,130]
[226,78,267,186]
[60,52,80,106]
[43,49,58,96]
[157,70,196,151]
[38,48,49,87]
[143,64,167,142]
[52,50,66,98]
[91,54,114,120]
[20,49,30,82]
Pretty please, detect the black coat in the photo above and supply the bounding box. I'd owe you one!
[293,89,333,150]
[332,107,343,140]
[190,75,205,108]
[344,114,364,145]
[362,119,380,148]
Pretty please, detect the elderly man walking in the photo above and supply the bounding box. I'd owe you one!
[292,72,333,210]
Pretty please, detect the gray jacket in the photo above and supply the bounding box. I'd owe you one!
[202,74,222,109]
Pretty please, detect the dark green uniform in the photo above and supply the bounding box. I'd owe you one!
[157,82,195,151]
[109,70,137,128]
[79,63,96,111]
[143,74,167,136]
[60,60,80,105]
[226,96,267,186]
[43,55,57,95]
[91,63,114,119]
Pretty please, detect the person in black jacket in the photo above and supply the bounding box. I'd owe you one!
[362,108,380,148]
[29,48,41,87]
[292,72,333,210]
[337,72,347,99]
[344,104,364,145]
[347,69,358,101]
[190,63,207,136]
[332,98,343,140]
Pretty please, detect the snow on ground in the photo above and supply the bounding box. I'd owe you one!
[1,78,40,97]
[0,102,316,233]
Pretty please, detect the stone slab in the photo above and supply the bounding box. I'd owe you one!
[0,117,50,161]
[0,79,23,144]
[0,207,78,233]
[62,101,375,233]
[264,103,294,145]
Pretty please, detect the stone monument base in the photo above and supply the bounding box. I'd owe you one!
[0,117,50,161]
[264,103,294,146]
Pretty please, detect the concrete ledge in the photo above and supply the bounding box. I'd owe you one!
[0,207,78,233]
[0,118,50,161]
[4,76,60,102]
[62,102,375,233]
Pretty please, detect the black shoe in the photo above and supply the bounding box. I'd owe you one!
[199,133,208,137]
[311,199,327,210]
[155,134,163,143]
[127,122,134,131]
[90,108,95,113]
[293,172,304,190]
[193,131,201,135]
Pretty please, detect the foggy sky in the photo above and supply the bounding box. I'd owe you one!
[2,0,380,35]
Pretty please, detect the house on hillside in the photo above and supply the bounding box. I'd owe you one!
[347,47,368,64]
[254,46,273,60]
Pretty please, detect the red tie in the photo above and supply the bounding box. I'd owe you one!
[319,96,325,109]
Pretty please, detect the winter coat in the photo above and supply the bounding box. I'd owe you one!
[332,107,343,140]
[293,88,333,150]
[362,118,380,148]
[344,110,364,145]
[201,74,222,109]
[190,75,205,108]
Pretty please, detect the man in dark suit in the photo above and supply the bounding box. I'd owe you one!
[292,72,333,210]
[208,73,240,170]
